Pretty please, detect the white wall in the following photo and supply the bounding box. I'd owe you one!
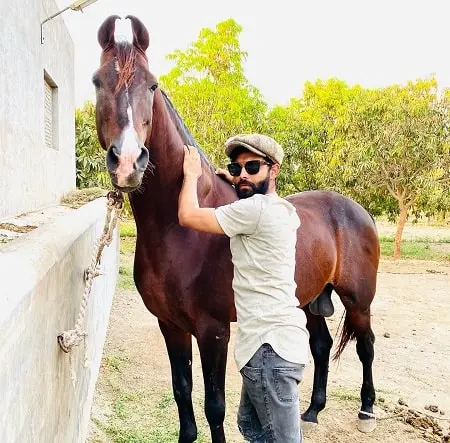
[0,198,119,443]
[0,0,75,219]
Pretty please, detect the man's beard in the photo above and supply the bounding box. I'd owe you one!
[236,174,270,199]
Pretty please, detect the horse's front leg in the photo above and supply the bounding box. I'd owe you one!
[197,319,230,443]
[159,320,197,443]
[301,309,333,428]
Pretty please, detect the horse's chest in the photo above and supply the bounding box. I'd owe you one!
[132,233,232,326]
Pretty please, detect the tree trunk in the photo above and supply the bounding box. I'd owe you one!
[394,203,408,259]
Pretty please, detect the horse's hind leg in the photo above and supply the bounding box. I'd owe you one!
[301,310,333,428]
[159,320,197,443]
[197,319,230,443]
[342,306,376,433]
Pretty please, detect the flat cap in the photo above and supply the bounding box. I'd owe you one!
[225,133,284,165]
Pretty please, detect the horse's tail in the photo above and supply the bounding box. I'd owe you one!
[333,312,357,361]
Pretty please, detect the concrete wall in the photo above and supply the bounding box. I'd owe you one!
[0,198,119,443]
[0,0,75,219]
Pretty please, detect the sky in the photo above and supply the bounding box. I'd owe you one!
[53,0,450,108]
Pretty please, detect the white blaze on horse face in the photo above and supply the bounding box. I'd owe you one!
[122,105,139,154]
[115,104,141,186]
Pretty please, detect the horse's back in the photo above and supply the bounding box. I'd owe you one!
[286,191,379,305]
[287,190,377,233]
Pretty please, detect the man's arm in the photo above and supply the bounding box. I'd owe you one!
[178,146,225,234]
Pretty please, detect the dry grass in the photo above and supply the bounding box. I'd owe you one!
[61,187,107,209]
[0,223,36,233]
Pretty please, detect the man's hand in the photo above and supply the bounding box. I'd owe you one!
[215,168,234,184]
[183,145,202,179]
[179,145,224,234]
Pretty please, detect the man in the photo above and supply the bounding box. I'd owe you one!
[178,134,309,442]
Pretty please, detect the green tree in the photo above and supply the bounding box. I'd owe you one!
[75,102,109,189]
[160,19,267,165]
[334,78,450,258]
[266,79,360,196]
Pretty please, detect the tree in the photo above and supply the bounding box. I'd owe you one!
[266,79,361,196]
[160,19,267,166]
[75,102,109,189]
[334,78,450,258]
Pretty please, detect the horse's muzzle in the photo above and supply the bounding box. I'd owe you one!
[106,145,149,191]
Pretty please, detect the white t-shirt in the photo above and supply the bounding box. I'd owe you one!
[215,193,309,370]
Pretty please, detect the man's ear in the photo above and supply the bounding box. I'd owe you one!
[270,163,280,179]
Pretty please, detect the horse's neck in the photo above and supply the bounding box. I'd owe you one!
[129,90,236,234]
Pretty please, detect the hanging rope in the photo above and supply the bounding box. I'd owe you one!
[57,191,123,381]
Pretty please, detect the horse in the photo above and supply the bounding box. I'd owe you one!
[93,15,380,442]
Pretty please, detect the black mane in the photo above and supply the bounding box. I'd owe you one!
[160,89,216,173]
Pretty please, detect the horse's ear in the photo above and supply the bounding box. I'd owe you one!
[126,15,149,52]
[98,15,120,50]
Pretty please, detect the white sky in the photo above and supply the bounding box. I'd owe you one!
[54,0,450,108]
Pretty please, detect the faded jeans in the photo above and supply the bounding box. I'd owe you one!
[237,343,305,443]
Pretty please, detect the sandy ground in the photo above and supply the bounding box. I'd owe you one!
[88,225,450,443]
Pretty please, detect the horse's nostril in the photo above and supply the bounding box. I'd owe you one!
[112,145,120,156]
[106,145,120,170]
[135,147,149,171]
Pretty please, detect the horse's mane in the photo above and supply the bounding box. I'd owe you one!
[114,41,145,95]
[160,90,216,174]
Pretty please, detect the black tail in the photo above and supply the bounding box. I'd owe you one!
[333,313,357,361]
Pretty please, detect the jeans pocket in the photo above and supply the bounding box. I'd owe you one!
[241,366,261,385]
[272,366,303,403]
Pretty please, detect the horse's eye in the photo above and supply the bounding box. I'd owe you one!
[149,83,158,92]
[93,78,101,89]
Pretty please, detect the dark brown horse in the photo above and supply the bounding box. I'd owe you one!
[93,15,380,442]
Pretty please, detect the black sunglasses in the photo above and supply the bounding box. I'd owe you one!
[227,160,271,177]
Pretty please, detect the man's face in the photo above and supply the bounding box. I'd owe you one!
[232,151,272,199]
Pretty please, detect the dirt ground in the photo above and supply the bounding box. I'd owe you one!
[88,223,450,443]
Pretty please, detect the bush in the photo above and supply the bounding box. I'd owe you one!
[75,102,109,189]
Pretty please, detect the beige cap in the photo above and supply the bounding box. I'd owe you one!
[225,133,284,165]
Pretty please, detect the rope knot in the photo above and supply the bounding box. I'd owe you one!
[57,329,87,353]
[106,190,124,211]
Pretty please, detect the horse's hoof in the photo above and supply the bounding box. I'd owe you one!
[357,417,377,433]
[300,419,318,432]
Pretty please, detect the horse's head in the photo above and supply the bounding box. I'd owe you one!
[93,15,156,192]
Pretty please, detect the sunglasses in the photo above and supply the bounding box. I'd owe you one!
[227,160,271,177]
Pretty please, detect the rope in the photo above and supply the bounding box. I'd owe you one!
[57,191,124,384]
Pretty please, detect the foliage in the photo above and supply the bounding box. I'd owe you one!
[75,102,109,189]
[266,79,361,195]
[120,220,137,237]
[160,19,267,166]
[332,78,450,256]
[74,18,450,258]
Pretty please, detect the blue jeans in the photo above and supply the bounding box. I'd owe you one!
[237,343,305,443]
